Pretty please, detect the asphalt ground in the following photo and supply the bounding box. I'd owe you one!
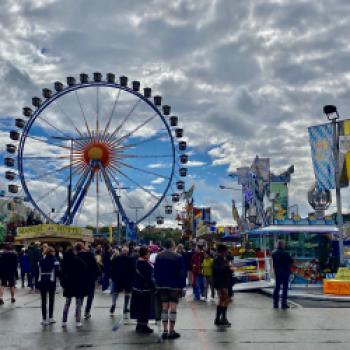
[1,286,350,349]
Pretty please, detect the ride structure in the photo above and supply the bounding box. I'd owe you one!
[4,73,188,240]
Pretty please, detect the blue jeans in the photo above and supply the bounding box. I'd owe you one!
[193,274,204,300]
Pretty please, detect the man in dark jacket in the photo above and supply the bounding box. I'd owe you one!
[0,244,18,305]
[76,242,99,319]
[272,240,293,309]
[213,244,232,327]
[28,242,41,291]
[110,246,136,317]
[154,239,186,340]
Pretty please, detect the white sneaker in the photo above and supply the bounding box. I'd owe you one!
[76,321,82,327]
[49,318,56,324]
[61,322,67,328]
[41,320,49,326]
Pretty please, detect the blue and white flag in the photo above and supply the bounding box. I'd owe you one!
[308,123,335,190]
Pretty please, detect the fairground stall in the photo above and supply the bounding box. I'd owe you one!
[247,223,339,284]
[15,224,93,246]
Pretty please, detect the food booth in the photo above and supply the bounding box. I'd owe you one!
[15,224,93,246]
[246,223,339,284]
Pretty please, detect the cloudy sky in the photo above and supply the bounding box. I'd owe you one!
[2,0,350,228]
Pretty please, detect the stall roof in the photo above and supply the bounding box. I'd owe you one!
[248,225,339,235]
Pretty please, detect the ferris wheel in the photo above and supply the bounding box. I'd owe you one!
[4,73,188,240]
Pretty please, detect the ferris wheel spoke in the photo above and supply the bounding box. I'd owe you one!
[96,172,100,235]
[102,89,121,140]
[36,115,71,138]
[96,87,100,138]
[75,91,92,137]
[111,113,158,147]
[27,164,71,181]
[35,175,70,204]
[107,166,160,201]
[111,160,170,180]
[116,154,173,159]
[22,155,69,161]
[107,99,142,142]
[122,131,168,149]
[26,135,71,151]
[53,101,85,139]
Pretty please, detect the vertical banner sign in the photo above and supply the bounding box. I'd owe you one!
[308,123,336,190]
[270,182,289,220]
[193,207,211,236]
[338,119,350,188]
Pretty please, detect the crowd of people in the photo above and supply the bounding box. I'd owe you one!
[0,238,293,339]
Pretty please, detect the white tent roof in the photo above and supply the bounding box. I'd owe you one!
[248,225,339,234]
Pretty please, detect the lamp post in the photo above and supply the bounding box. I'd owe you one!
[113,186,130,245]
[129,205,143,241]
[52,136,90,225]
[323,105,344,265]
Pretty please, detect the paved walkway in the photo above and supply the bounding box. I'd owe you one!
[1,287,350,349]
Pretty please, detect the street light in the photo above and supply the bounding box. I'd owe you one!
[52,135,91,224]
[129,205,144,242]
[323,105,344,265]
[113,186,130,244]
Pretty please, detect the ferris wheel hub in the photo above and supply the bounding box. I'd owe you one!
[83,142,111,167]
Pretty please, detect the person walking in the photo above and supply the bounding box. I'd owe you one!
[213,244,232,327]
[154,239,186,340]
[76,242,99,319]
[191,245,205,300]
[0,244,18,305]
[203,250,215,301]
[28,242,41,291]
[130,246,155,334]
[19,248,30,288]
[184,247,194,287]
[101,245,112,291]
[38,246,60,325]
[110,246,135,317]
[272,240,293,309]
[60,247,89,327]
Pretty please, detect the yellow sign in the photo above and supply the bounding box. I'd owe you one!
[16,224,93,242]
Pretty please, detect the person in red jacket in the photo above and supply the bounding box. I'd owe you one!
[191,245,204,300]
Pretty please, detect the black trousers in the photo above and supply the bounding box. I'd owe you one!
[40,284,56,320]
[273,274,289,307]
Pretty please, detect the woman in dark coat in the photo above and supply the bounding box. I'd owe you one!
[60,247,88,327]
[130,246,155,334]
[38,246,60,325]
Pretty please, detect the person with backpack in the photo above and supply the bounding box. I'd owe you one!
[38,246,60,325]
[60,246,89,327]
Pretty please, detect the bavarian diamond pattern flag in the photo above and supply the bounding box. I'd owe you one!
[308,123,335,190]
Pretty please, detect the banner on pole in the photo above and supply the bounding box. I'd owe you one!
[338,119,350,187]
[308,123,335,190]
